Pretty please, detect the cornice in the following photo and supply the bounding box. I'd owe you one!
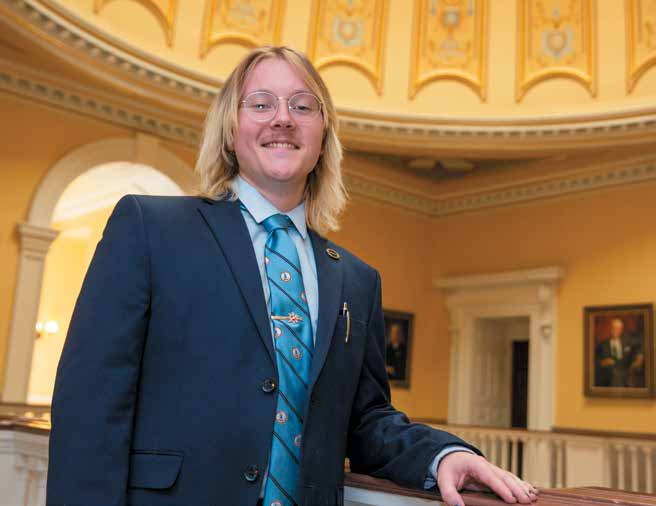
[0,57,200,146]
[2,0,656,156]
[3,47,656,221]
[435,267,566,292]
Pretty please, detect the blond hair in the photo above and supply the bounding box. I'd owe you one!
[195,46,346,234]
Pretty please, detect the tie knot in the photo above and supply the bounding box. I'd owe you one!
[262,213,294,233]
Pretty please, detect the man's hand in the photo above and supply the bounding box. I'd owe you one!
[436,452,538,506]
[600,357,615,367]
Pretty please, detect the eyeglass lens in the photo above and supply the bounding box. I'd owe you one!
[242,92,321,122]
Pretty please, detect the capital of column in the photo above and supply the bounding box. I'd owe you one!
[17,223,59,259]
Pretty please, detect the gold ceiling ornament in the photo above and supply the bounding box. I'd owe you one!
[307,0,389,95]
[626,0,656,93]
[409,0,488,101]
[200,0,285,57]
[93,0,177,47]
[516,0,596,101]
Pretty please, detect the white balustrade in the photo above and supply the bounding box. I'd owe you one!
[429,423,656,494]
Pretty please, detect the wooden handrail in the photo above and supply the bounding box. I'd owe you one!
[345,473,656,505]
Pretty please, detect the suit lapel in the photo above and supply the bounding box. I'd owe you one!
[196,198,275,365]
[308,230,343,391]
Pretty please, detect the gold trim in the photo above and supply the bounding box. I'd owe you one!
[516,0,597,101]
[307,0,388,95]
[626,0,656,93]
[409,0,488,101]
[94,0,177,47]
[200,0,286,58]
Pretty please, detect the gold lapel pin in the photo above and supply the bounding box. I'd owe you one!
[326,248,340,260]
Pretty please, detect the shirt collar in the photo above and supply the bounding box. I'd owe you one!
[233,176,308,239]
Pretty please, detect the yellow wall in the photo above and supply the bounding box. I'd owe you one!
[329,195,444,419]
[432,183,656,433]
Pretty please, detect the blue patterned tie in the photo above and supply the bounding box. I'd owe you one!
[261,213,314,506]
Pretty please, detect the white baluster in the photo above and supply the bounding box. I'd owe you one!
[490,434,498,466]
[559,439,567,488]
[645,446,654,494]
[510,437,519,476]
[616,444,626,490]
[502,435,511,471]
[629,446,639,492]
[554,440,564,488]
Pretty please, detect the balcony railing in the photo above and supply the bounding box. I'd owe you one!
[429,423,656,494]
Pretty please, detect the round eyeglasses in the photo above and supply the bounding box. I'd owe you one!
[240,91,323,123]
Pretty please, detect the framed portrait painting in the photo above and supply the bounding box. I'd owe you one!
[383,310,414,389]
[584,304,653,398]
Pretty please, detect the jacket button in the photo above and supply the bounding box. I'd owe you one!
[244,464,260,482]
[262,378,277,393]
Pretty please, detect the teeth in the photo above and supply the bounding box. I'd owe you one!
[264,142,297,149]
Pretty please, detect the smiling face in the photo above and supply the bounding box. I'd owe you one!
[233,57,324,206]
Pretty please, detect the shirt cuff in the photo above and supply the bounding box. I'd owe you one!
[423,445,476,489]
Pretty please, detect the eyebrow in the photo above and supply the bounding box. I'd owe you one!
[245,88,313,96]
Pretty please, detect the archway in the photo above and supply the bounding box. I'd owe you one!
[2,134,196,402]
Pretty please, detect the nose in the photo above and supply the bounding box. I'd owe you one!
[270,99,295,129]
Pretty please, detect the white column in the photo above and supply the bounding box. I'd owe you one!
[2,224,59,402]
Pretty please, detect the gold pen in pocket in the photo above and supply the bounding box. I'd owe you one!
[342,302,350,343]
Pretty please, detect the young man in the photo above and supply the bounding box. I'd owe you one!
[47,46,537,506]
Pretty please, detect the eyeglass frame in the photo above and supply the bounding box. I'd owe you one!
[239,91,324,123]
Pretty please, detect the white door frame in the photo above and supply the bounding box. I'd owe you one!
[436,267,565,431]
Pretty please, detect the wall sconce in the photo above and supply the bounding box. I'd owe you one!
[35,320,59,339]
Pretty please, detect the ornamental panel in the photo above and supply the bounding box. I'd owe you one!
[409,0,487,100]
[307,0,388,95]
[516,0,596,101]
[200,0,285,57]
[94,0,177,46]
[627,0,656,92]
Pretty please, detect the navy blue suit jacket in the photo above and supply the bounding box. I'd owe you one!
[47,195,478,506]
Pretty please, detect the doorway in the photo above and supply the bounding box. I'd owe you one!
[440,266,562,431]
[471,317,530,428]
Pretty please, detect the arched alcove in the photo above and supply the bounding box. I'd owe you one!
[2,134,196,403]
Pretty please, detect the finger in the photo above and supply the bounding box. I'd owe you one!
[437,477,466,506]
[472,464,517,504]
[501,474,533,504]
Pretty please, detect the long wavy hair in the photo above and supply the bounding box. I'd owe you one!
[195,46,346,234]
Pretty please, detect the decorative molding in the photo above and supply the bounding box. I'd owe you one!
[3,56,656,219]
[0,0,216,112]
[200,0,285,58]
[626,0,656,92]
[94,0,178,47]
[409,0,487,100]
[17,225,59,260]
[517,0,596,101]
[432,156,656,216]
[343,173,436,215]
[435,267,565,291]
[0,58,201,147]
[2,0,656,157]
[308,0,388,94]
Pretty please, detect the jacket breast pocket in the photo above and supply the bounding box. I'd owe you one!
[128,450,183,490]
